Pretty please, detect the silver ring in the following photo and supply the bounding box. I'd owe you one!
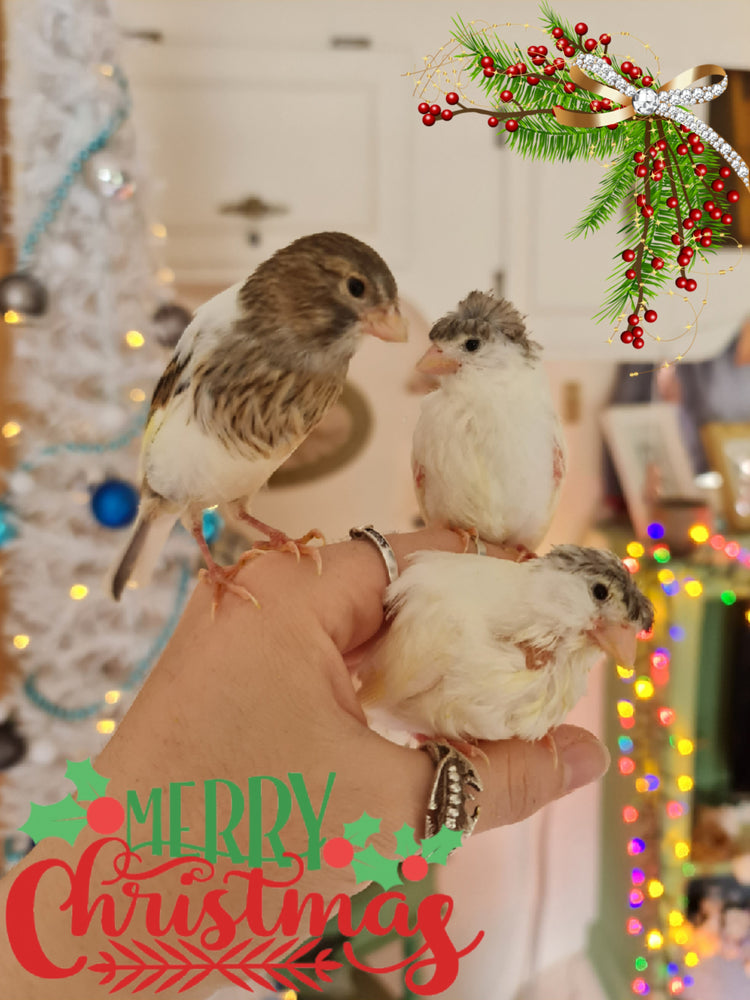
[349,525,399,584]
[420,740,483,839]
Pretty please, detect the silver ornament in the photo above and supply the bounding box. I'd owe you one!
[0,272,48,316]
[83,150,136,200]
[152,302,192,349]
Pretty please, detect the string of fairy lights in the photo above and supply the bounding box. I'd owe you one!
[616,520,749,997]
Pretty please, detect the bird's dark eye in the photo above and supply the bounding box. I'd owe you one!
[347,277,366,298]
[592,582,609,601]
[464,338,481,352]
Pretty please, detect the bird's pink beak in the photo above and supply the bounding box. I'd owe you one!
[589,621,640,667]
[415,343,460,375]
[361,304,408,342]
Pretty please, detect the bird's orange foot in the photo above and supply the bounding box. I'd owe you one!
[542,730,559,770]
[198,563,261,619]
[415,733,490,766]
[451,526,482,554]
[514,544,538,562]
[238,528,326,575]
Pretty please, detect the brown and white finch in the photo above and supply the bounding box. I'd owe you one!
[110,231,407,603]
[358,546,654,743]
[411,291,565,553]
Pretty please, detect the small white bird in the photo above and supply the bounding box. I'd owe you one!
[358,546,653,743]
[110,232,407,606]
[411,291,565,555]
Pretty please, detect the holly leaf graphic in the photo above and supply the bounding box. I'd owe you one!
[420,826,464,865]
[65,758,108,802]
[350,844,403,891]
[343,811,381,848]
[393,822,420,859]
[20,795,87,845]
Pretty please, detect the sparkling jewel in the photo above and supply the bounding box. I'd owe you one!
[633,88,659,116]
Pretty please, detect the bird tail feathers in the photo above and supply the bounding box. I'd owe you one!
[109,509,177,600]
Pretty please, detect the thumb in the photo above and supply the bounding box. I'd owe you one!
[475,725,610,830]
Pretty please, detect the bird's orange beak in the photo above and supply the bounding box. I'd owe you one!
[362,304,408,342]
[415,343,460,375]
[589,621,640,667]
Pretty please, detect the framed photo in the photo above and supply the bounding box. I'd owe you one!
[701,422,750,532]
[708,68,750,247]
[601,402,697,538]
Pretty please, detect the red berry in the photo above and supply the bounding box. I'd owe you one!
[625,268,637,280]
[627,313,640,325]
[575,22,588,34]
[702,227,713,238]
[87,797,125,835]
[685,278,697,292]
[700,236,712,247]
[552,26,564,38]
[630,66,642,79]
[687,132,699,144]
[517,62,527,74]
[563,81,577,93]
[500,89,513,102]
[720,166,731,178]
[677,144,689,155]
[621,330,634,344]
[633,337,645,349]
[710,208,723,220]
[671,233,682,245]
[622,249,636,262]
[599,33,612,44]
[689,208,703,221]
[677,253,690,267]
[675,276,687,288]
[703,200,716,212]
[633,151,646,163]
[527,45,538,56]
[693,142,705,154]
[654,159,665,171]
[537,45,548,55]
[584,38,597,51]
[712,179,725,192]
[651,257,665,270]
[683,218,694,229]
[642,75,654,87]
[402,855,429,881]
[429,104,441,116]
[532,55,545,65]
[641,206,654,218]
[505,119,519,132]
[487,116,499,127]
[621,61,633,74]
[644,310,658,323]
[631,326,644,338]
[590,100,602,111]
[651,171,663,182]
[527,75,540,85]
[722,213,733,225]
[418,102,430,114]
[554,57,565,69]
[483,67,495,77]
[695,165,708,177]
[555,39,565,50]
[728,190,740,203]
[322,837,355,868]
[634,165,647,178]
[445,92,459,105]
[607,122,619,130]
[564,44,576,57]
[683,247,694,258]
[422,114,435,126]
[602,55,612,64]
[441,109,453,120]
[636,194,646,207]
[480,56,495,68]
[666,196,678,209]
[544,65,556,75]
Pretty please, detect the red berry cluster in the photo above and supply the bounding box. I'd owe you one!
[417,93,458,126]
[618,309,658,349]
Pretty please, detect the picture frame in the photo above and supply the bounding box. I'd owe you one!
[701,422,750,532]
[600,402,698,539]
[708,68,750,247]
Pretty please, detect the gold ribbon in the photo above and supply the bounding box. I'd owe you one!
[553,63,727,128]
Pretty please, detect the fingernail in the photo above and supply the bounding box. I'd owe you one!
[560,734,610,793]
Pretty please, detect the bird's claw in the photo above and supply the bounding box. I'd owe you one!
[198,565,261,619]
[240,528,326,575]
[514,544,538,562]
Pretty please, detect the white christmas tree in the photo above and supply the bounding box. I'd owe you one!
[0,0,196,863]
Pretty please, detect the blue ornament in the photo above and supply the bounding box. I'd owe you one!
[0,500,18,548]
[90,478,139,528]
[202,508,223,545]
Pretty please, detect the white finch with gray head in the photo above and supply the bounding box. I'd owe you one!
[110,231,407,604]
[358,546,653,742]
[412,291,565,552]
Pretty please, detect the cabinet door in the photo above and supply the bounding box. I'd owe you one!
[123,43,412,283]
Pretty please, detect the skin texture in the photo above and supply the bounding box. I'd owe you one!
[0,529,609,999]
